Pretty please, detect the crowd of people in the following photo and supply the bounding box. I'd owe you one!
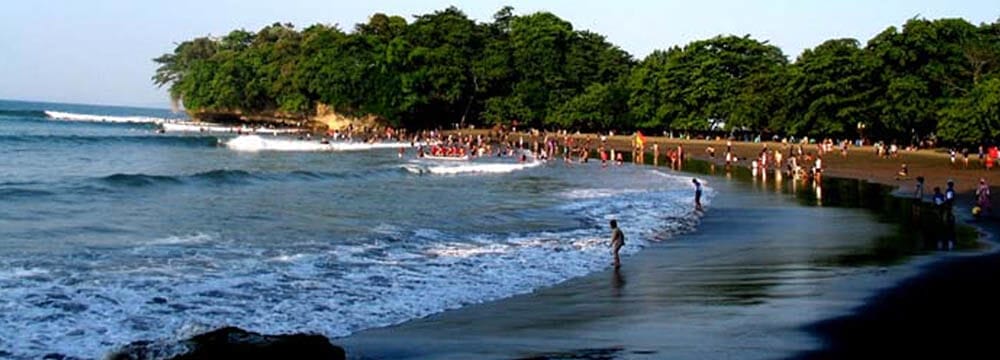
[708,138,829,184]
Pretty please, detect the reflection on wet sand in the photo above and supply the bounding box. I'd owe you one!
[611,268,626,298]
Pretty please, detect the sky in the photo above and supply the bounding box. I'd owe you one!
[0,0,996,109]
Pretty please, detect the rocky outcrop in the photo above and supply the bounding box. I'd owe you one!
[187,110,307,126]
[186,104,386,133]
[312,103,383,131]
[108,327,346,360]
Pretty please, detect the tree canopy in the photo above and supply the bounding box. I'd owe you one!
[154,9,1000,145]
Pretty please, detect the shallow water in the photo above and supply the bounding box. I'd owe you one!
[0,100,710,359]
[338,165,947,360]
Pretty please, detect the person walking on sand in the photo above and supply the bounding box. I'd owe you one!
[609,219,625,268]
[693,178,703,210]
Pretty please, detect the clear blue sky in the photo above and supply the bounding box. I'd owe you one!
[1,0,996,109]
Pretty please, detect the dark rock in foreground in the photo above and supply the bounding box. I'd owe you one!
[109,326,345,360]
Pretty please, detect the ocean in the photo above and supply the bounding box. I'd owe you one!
[0,100,709,358]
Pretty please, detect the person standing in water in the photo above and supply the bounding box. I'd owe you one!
[914,176,925,199]
[693,178,703,210]
[976,178,992,215]
[945,180,957,209]
[609,219,625,268]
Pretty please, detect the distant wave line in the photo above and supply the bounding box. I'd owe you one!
[0,134,221,147]
[0,168,409,202]
[44,110,181,124]
[0,109,48,118]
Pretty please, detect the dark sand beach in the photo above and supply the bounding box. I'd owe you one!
[338,165,983,359]
[793,193,1000,360]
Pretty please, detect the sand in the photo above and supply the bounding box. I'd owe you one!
[541,133,997,194]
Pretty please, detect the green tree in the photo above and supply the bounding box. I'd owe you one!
[474,11,517,125]
[151,7,999,143]
[867,18,981,141]
[937,76,1000,144]
[508,12,575,127]
[626,49,678,129]
[352,14,409,125]
[627,36,786,132]
[398,7,483,128]
[785,39,876,138]
[549,80,630,131]
[152,37,219,106]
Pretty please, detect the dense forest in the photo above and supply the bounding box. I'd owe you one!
[153,6,1000,145]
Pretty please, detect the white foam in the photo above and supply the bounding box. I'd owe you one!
[405,159,543,175]
[0,170,709,359]
[224,135,410,152]
[420,155,470,161]
[0,267,50,281]
[161,121,301,134]
[225,135,327,152]
[267,254,308,262]
[560,188,644,200]
[144,233,215,246]
[44,110,174,124]
[426,243,510,258]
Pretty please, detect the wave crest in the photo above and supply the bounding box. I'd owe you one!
[224,135,410,152]
[100,173,184,187]
[0,134,219,147]
[403,159,543,175]
[161,122,301,134]
[44,110,177,124]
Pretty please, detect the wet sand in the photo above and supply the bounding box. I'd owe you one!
[792,195,1000,360]
[337,170,963,359]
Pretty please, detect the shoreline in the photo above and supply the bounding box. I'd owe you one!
[10,101,999,358]
[441,129,998,194]
[265,129,1000,358]
[109,130,997,358]
[595,135,1000,359]
[635,142,1000,358]
[335,156,994,359]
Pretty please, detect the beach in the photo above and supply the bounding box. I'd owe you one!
[468,131,1000,194]
[338,161,991,359]
[5,2,999,358]
[3,100,998,359]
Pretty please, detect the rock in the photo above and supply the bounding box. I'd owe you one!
[108,327,346,360]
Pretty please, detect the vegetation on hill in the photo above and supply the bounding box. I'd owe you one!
[153,6,1000,145]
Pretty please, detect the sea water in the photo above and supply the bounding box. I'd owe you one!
[0,100,710,359]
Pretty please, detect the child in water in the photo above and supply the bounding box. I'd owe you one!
[609,219,625,268]
[693,178,703,210]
